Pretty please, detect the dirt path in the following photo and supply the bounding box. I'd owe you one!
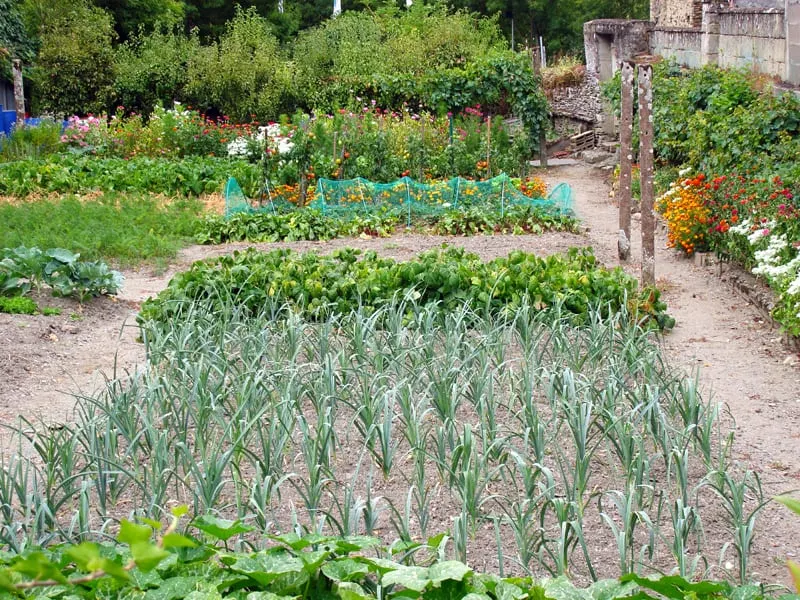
[1,164,798,581]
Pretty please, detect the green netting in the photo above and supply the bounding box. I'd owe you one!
[225,177,256,216]
[224,174,573,221]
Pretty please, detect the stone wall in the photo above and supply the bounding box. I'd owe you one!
[649,3,789,79]
[788,0,800,84]
[547,73,603,125]
[584,20,654,78]
[717,9,786,73]
[735,0,783,7]
[651,0,696,26]
[651,27,703,66]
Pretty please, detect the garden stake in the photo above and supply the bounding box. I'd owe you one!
[637,61,655,286]
[618,60,635,261]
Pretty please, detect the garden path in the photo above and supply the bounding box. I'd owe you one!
[0,164,798,581]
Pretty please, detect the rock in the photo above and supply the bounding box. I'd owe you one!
[581,149,614,165]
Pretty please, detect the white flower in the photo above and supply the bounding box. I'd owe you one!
[747,222,774,245]
[787,273,800,296]
[728,218,751,236]
[227,137,250,157]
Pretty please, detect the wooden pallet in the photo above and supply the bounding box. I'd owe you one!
[570,130,595,152]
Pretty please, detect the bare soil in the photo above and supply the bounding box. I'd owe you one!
[1,164,799,583]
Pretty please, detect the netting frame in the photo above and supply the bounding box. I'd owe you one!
[225,173,573,221]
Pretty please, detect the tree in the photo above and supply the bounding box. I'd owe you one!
[92,0,185,40]
[185,7,291,121]
[0,0,36,80]
[30,1,116,116]
[114,27,199,114]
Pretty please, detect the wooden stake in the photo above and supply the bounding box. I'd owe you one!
[486,115,491,178]
[419,119,425,181]
[618,60,635,261]
[539,129,548,168]
[12,59,25,127]
[638,63,655,286]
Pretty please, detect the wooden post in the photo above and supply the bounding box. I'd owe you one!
[486,115,491,178]
[299,171,308,206]
[618,60,635,262]
[539,129,548,168]
[638,62,655,286]
[419,119,425,181]
[12,59,25,127]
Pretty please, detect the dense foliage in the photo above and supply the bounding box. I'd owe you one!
[11,4,550,149]
[0,0,36,80]
[139,246,672,328]
[6,0,648,86]
[113,28,200,116]
[28,3,117,116]
[185,7,292,121]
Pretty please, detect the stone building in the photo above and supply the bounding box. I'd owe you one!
[546,0,797,143]
[583,0,799,87]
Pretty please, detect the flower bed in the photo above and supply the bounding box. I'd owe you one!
[657,172,800,335]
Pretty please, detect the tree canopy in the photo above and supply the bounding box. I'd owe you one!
[9,0,648,55]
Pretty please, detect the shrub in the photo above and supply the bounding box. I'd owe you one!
[291,4,507,113]
[185,7,292,122]
[30,2,116,116]
[292,11,386,110]
[113,27,199,116]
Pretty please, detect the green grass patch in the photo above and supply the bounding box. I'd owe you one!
[0,195,204,267]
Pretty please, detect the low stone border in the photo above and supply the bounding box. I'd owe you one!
[703,253,800,353]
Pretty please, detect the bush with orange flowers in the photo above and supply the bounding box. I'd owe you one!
[656,174,712,255]
[517,176,547,199]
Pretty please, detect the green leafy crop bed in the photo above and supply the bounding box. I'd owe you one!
[0,519,787,599]
[139,247,672,329]
[196,206,578,245]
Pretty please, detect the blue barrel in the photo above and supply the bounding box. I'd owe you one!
[1,110,16,137]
